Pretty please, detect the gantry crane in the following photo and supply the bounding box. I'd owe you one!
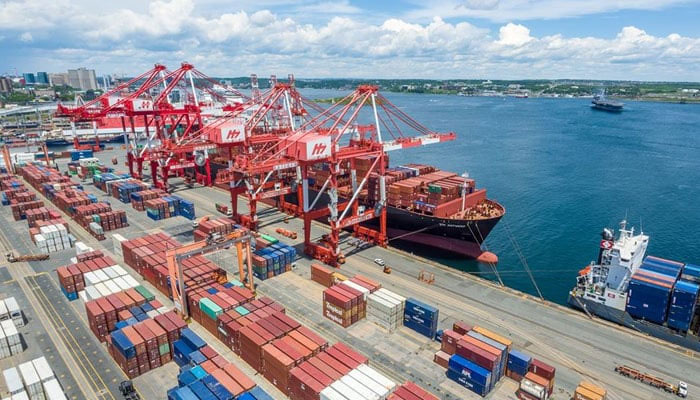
[165,229,254,319]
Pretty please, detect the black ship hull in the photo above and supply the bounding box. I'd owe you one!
[567,293,700,352]
[591,101,623,112]
[284,189,502,260]
[43,136,125,147]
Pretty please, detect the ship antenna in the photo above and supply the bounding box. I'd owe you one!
[639,217,643,234]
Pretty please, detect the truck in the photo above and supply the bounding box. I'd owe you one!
[215,203,232,217]
[614,365,687,397]
[574,380,607,400]
[5,251,49,263]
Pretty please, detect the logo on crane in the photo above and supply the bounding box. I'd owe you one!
[311,143,327,156]
[226,129,242,140]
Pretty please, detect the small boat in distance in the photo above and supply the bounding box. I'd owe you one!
[591,90,624,112]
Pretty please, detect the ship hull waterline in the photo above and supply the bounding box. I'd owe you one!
[567,293,700,352]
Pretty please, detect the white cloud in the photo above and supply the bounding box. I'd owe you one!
[19,32,33,42]
[496,23,533,46]
[0,0,699,81]
[296,1,362,14]
[407,0,691,22]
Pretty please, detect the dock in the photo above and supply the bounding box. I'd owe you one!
[1,146,698,400]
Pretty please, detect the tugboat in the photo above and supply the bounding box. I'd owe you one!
[591,90,624,112]
[568,221,700,351]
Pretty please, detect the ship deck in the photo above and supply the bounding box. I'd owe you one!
[1,146,698,400]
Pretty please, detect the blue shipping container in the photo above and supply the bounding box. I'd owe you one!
[178,370,197,387]
[681,264,700,283]
[467,330,506,379]
[168,386,199,400]
[111,330,135,359]
[625,278,672,324]
[189,350,206,365]
[202,374,234,400]
[181,328,206,350]
[190,365,208,380]
[448,354,491,392]
[446,368,489,397]
[173,340,196,366]
[640,262,680,279]
[667,280,699,331]
[246,386,275,400]
[507,349,531,373]
[188,380,217,400]
[405,298,439,320]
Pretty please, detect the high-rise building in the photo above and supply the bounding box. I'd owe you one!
[67,68,98,90]
[0,77,13,93]
[23,73,36,85]
[49,73,69,86]
[36,72,49,85]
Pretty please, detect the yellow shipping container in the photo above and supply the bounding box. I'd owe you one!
[574,386,603,400]
[472,326,513,350]
[332,272,348,282]
[579,381,606,398]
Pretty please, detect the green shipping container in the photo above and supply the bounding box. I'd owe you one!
[134,285,155,302]
[199,298,223,320]
[228,279,244,287]
[234,306,250,316]
[159,343,170,356]
[260,234,278,244]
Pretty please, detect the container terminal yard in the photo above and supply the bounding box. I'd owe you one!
[0,144,697,400]
[0,67,698,400]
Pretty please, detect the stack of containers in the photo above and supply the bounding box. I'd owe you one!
[251,241,297,280]
[215,298,292,354]
[574,381,607,400]
[287,342,399,400]
[367,288,405,332]
[168,332,271,400]
[681,263,700,284]
[86,295,168,342]
[625,269,675,324]
[18,361,43,400]
[3,367,24,398]
[446,354,492,397]
[506,349,532,381]
[322,283,366,328]
[517,359,556,399]
[0,320,22,358]
[387,381,439,400]
[667,280,699,331]
[109,311,186,378]
[0,296,24,326]
[33,223,72,253]
[110,179,149,203]
[130,189,166,210]
[193,217,239,242]
[403,298,439,339]
[70,149,93,161]
[310,264,335,287]
[468,327,511,380]
[10,199,44,221]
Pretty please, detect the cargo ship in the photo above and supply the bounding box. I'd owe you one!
[274,161,505,263]
[591,91,623,112]
[568,221,700,351]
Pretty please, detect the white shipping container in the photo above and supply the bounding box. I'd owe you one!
[0,322,9,359]
[113,277,130,291]
[356,364,396,392]
[340,374,379,400]
[93,269,109,283]
[102,266,119,279]
[75,242,92,255]
[146,310,160,319]
[18,361,43,400]
[111,265,128,277]
[85,286,101,301]
[0,299,8,321]
[95,283,111,297]
[123,275,139,288]
[83,272,99,286]
[349,369,389,398]
[339,281,370,301]
[330,380,367,400]
[3,367,24,394]
[42,379,67,400]
[78,291,88,302]
[112,234,126,257]
[31,357,54,382]
[520,378,547,399]
[319,386,347,400]
[104,279,121,295]
[11,392,29,400]
[1,320,20,346]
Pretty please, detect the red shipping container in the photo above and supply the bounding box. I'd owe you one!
[456,339,498,372]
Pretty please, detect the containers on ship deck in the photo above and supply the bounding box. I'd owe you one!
[403,298,439,339]
[625,270,674,324]
[667,280,699,331]
[681,264,700,284]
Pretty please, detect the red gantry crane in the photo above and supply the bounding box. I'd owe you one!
[215,83,455,266]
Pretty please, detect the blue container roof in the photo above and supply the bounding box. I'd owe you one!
[188,381,217,400]
[405,298,438,313]
[674,280,700,295]
[448,354,491,382]
[682,264,700,278]
[508,349,531,363]
[644,256,684,271]
[170,387,198,400]
[247,386,275,400]
[181,328,207,349]
[190,365,207,380]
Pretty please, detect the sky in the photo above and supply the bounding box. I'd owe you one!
[1,0,700,81]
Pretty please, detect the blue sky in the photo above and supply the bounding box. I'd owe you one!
[1,0,700,81]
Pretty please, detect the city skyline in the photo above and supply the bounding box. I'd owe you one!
[1,0,700,81]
